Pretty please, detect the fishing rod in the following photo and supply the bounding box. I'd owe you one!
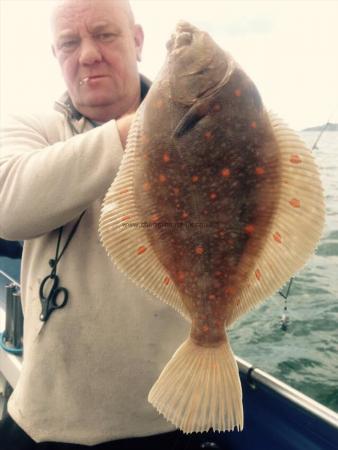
[312,123,330,150]
[312,107,337,150]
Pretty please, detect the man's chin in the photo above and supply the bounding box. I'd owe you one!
[72,94,123,116]
[78,94,117,108]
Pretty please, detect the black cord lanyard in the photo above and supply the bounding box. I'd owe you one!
[39,211,86,323]
[49,211,86,276]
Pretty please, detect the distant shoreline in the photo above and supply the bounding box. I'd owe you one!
[302,123,338,132]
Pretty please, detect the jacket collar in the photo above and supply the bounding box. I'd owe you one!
[54,74,151,132]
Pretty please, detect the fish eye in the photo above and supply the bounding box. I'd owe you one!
[176,31,193,48]
[196,67,209,76]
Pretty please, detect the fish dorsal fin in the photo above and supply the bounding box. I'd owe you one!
[226,112,325,326]
[99,106,191,321]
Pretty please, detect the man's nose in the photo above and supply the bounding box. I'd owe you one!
[78,38,102,65]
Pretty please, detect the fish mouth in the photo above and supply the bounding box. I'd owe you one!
[166,21,195,52]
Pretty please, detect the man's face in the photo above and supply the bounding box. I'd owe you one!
[52,0,143,120]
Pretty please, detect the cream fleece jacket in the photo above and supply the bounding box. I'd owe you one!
[0,97,189,444]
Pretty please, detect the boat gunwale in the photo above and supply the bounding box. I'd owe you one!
[236,356,338,429]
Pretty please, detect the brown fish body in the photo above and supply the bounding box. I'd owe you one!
[134,28,280,346]
[99,22,325,433]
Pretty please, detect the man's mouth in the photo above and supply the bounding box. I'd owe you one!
[79,75,108,85]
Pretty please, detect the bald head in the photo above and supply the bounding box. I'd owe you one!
[51,0,135,40]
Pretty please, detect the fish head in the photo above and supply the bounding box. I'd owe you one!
[165,21,234,105]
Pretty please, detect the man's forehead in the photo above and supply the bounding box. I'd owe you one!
[51,0,133,33]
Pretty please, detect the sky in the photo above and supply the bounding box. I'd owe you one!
[1,0,338,130]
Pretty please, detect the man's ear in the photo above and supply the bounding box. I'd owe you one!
[134,24,144,62]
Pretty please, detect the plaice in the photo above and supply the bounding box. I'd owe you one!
[99,21,325,433]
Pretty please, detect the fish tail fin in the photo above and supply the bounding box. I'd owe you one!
[148,335,243,433]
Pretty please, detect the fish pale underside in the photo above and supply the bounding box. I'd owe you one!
[99,22,325,434]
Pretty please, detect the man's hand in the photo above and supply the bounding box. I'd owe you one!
[116,113,136,149]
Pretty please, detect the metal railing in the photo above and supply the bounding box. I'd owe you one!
[0,271,23,355]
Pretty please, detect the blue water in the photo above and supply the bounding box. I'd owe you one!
[0,257,20,282]
[0,131,337,413]
[230,131,338,412]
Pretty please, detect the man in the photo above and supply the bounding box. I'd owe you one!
[0,1,193,448]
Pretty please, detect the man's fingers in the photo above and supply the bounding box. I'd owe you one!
[116,113,135,149]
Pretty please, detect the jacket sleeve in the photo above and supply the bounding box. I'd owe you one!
[0,113,124,240]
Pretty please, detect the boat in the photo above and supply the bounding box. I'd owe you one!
[0,265,337,449]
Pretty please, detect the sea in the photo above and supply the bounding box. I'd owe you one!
[0,130,337,413]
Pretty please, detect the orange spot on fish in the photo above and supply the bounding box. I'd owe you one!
[212,103,221,112]
[290,154,302,164]
[214,319,222,328]
[289,198,301,208]
[215,271,222,277]
[273,232,282,243]
[251,121,257,129]
[181,211,189,219]
[192,175,199,182]
[219,230,225,237]
[177,271,185,282]
[163,152,170,163]
[173,187,180,196]
[202,325,209,333]
[234,89,241,97]
[204,131,213,140]
[121,215,131,221]
[210,192,217,200]
[159,174,167,183]
[221,168,231,177]
[244,224,255,235]
[151,214,160,223]
[163,276,170,286]
[137,246,147,255]
[224,287,236,295]
[255,167,265,175]
[195,245,204,255]
[255,269,262,281]
[143,181,151,192]
[208,294,216,301]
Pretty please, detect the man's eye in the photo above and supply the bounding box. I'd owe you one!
[97,33,115,42]
[60,40,78,50]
